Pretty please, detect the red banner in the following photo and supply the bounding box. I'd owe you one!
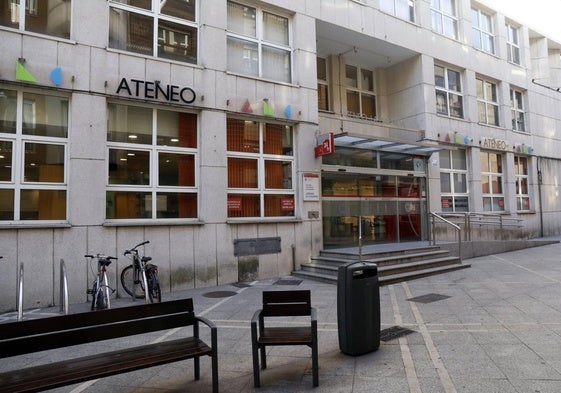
[314,132,334,157]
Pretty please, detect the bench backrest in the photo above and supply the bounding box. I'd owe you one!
[261,290,311,317]
[0,298,195,358]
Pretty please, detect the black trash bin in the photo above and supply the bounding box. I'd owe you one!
[337,261,380,356]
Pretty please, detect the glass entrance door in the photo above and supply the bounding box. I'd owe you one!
[321,173,427,248]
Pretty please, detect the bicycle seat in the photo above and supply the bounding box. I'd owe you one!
[99,258,113,267]
[141,256,152,262]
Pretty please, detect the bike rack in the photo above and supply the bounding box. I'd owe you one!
[17,262,23,321]
[59,259,69,315]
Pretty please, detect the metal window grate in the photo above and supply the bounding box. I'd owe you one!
[380,326,416,342]
[407,293,451,303]
[274,279,302,286]
[202,291,238,298]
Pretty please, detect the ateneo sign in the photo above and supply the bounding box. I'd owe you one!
[116,78,196,104]
[481,137,508,151]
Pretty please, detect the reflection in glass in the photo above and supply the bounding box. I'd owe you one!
[0,189,14,220]
[22,93,68,137]
[0,140,13,181]
[106,191,151,219]
[108,104,152,144]
[108,149,150,185]
[24,143,65,183]
[109,9,153,55]
[157,110,197,148]
[25,0,71,39]
[21,190,66,220]
[227,36,259,77]
[158,19,197,63]
[156,192,197,218]
[158,152,194,187]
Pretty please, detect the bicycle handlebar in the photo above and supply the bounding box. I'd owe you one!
[84,254,118,260]
[124,240,150,255]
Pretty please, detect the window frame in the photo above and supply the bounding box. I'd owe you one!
[380,0,416,23]
[506,23,521,65]
[434,64,463,119]
[105,102,199,221]
[514,155,530,211]
[108,0,199,64]
[317,56,330,112]
[481,151,504,212]
[0,0,72,39]
[0,88,69,223]
[226,1,293,83]
[439,149,469,212]
[430,0,458,40]
[471,8,495,54]
[226,118,295,220]
[476,77,500,126]
[345,64,377,120]
[510,87,526,132]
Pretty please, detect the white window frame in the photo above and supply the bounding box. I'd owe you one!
[514,155,530,211]
[471,8,495,54]
[510,87,526,132]
[430,0,458,39]
[380,0,416,23]
[345,64,377,120]
[481,151,504,212]
[3,0,71,39]
[105,103,199,221]
[317,56,330,112]
[506,23,521,65]
[435,64,463,118]
[0,88,69,223]
[476,77,499,126]
[108,0,198,64]
[439,149,469,212]
[226,1,293,83]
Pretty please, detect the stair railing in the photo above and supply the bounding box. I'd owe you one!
[430,212,462,259]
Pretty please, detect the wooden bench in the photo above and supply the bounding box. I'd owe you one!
[0,298,218,393]
[251,290,318,387]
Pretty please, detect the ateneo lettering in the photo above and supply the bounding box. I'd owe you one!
[482,137,507,151]
[116,78,196,104]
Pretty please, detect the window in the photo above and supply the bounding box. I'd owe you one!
[472,8,494,54]
[109,0,197,63]
[346,65,376,119]
[430,0,457,39]
[227,118,294,218]
[510,88,525,132]
[380,0,415,22]
[481,151,504,211]
[506,23,521,64]
[0,88,68,221]
[0,0,71,39]
[106,104,198,220]
[439,149,468,212]
[227,1,291,83]
[476,78,499,126]
[317,57,330,111]
[434,64,463,118]
[514,156,530,211]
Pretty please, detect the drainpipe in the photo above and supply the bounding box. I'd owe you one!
[537,159,544,238]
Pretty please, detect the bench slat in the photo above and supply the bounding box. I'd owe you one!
[0,337,212,393]
[258,327,312,345]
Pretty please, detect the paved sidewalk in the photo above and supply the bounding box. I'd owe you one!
[4,240,561,392]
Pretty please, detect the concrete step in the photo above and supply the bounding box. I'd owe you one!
[311,249,452,267]
[378,256,461,276]
[379,263,471,286]
[318,245,442,260]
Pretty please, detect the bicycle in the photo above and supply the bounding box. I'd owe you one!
[120,240,161,303]
[85,254,117,310]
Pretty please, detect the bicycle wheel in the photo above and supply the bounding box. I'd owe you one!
[147,270,161,303]
[120,265,145,299]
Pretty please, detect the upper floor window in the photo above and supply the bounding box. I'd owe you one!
[510,88,525,132]
[0,0,71,39]
[109,0,197,63]
[380,0,415,23]
[472,8,494,54]
[514,156,530,211]
[0,88,68,221]
[227,118,294,218]
[439,149,468,212]
[317,57,330,111]
[506,23,521,65]
[430,0,457,39]
[435,64,463,118]
[346,65,376,119]
[476,77,499,126]
[106,103,198,220]
[481,151,504,212]
[227,1,292,83]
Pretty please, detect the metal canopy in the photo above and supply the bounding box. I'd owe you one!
[333,133,445,156]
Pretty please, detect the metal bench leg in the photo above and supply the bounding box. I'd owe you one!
[252,343,261,387]
[312,340,319,387]
[260,346,267,369]
[194,356,200,380]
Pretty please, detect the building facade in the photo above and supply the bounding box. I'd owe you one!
[1,0,560,311]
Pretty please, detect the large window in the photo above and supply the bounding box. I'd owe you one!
[106,104,198,220]
[317,57,330,111]
[510,88,525,132]
[477,78,499,126]
[435,64,463,118]
[109,0,197,63]
[346,65,376,119]
[472,8,494,54]
[227,1,291,83]
[481,151,504,212]
[0,88,68,221]
[0,0,71,39]
[380,0,415,22]
[506,23,521,65]
[227,118,294,218]
[514,156,530,211]
[439,149,468,212]
[430,0,457,39]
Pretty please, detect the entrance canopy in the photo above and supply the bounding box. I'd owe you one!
[333,133,446,156]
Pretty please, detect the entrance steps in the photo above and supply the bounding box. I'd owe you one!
[293,245,470,286]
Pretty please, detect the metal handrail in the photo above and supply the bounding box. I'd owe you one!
[430,212,462,259]
[434,212,523,241]
[17,263,23,321]
[59,259,69,315]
